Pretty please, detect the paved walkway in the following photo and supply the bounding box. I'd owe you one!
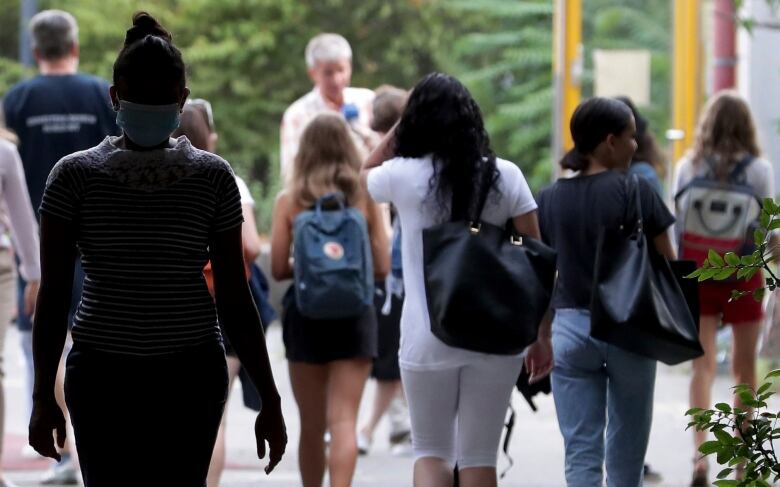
[3,324,776,486]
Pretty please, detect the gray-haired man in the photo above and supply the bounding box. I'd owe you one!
[280,33,378,179]
[2,9,117,485]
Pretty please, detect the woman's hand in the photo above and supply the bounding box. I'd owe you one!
[524,336,554,384]
[255,396,287,474]
[24,280,39,318]
[28,398,66,461]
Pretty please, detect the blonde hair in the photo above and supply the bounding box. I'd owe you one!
[291,113,363,209]
[691,90,761,179]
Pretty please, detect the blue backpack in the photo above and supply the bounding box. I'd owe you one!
[293,192,374,319]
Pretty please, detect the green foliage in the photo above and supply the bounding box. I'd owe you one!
[1,0,461,231]
[442,0,553,191]
[0,1,676,229]
[688,197,780,301]
[0,0,20,61]
[582,0,672,146]
[0,56,32,98]
[687,369,780,486]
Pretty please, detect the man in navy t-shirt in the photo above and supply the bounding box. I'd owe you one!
[1,9,117,484]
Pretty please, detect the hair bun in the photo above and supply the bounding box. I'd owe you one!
[124,12,172,46]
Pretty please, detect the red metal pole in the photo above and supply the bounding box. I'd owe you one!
[713,0,737,91]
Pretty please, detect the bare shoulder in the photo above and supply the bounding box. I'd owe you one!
[273,189,303,225]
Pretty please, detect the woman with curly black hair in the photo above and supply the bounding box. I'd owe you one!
[362,73,552,487]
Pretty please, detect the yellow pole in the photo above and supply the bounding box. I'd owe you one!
[672,0,702,163]
[552,0,582,175]
[563,0,582,152]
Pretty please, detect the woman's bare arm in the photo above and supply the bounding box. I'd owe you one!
[241,203,262,264]
[270,192,294,281]
[366,198,390,279]
[653,228,677,260]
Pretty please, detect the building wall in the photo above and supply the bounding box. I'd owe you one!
[738,0,780,194]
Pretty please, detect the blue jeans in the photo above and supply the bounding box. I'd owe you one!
[551,309,656,487]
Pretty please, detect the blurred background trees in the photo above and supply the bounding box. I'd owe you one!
[0,0,673,231]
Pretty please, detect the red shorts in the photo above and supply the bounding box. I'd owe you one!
[699,273,764,324]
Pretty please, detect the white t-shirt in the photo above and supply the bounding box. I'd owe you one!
[235,176,255,207]
[367,156,538,370]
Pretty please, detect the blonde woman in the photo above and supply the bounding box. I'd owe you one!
[270,113,389,487]
[674,91,775,486]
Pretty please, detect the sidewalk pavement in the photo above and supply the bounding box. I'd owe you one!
[4,323,774,486]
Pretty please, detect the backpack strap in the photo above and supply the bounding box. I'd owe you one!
[728,155,754,185]
[499,405,516,479]
[622,174,644,241]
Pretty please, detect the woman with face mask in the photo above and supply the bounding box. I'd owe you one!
[27,12,286,486]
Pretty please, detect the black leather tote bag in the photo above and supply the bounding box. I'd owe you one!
[590,175,704,365]
[423,185,556,355]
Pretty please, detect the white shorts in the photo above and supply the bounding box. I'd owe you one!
[401,356,523,469]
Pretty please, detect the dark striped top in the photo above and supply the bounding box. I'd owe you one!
[39,136,244,355]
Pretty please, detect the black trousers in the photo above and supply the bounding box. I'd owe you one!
[64,341,228,487]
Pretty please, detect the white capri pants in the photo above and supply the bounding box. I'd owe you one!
[401,356,523,469]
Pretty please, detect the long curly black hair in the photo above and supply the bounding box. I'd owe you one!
[394,73,499,221]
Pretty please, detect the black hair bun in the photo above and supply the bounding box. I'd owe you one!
[124,12,172,46]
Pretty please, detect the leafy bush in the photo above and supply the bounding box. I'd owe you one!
[686,197,780,485]
[687,370,780,486]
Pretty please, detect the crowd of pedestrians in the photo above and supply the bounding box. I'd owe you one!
[0,8,776,487]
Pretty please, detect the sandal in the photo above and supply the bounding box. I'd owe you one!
[691,460,708,487]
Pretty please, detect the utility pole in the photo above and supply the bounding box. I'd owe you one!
[19,0,37,67]
[671,0,702,163]
[713,0,737,91]
[552,0,582,178]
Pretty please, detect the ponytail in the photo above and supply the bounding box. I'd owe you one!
[559,148,589,172]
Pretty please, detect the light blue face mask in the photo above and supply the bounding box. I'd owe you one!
[116,100,181,148]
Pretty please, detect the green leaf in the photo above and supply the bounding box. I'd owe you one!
[769,219,780,231]
[746,266,762,281]
[724,252,741,266]
[754,287,766,302]
[713,480,741,486]
[686,407,705,415]
[717,467,734,479]
[708,249,725,267]
[737,267,752,280]
[761,210,771,229]
[756,228,768,244]
[730,456,749,466]
[766,369,780,379]
[716,447,731,465]
[714,428,734,444]
[757,382,772,395]
[686,268,703,279]
[700,440,723,455]
[738,389,756,404]
[713,268,737,280]
[715,403,732,413]
[729,290,748,302]
[700,268,721,281]
[765,197,779,213]
[742,255,756,266]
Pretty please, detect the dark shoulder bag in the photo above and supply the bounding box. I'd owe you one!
[590,175,704,365]
[422,181,557,355]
